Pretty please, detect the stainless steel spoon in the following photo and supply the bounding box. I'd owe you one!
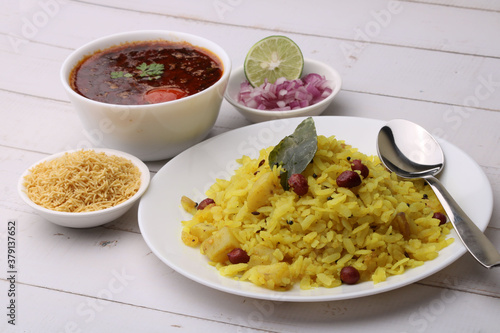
[377,119,500,268]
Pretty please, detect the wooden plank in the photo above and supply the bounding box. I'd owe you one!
[1,1,498,332]
[2,207,499,332]
[8,0,497,57]
[1,282,265,333]
[2,3,500,112]
[2,85,499,229]
[411,0,500,11]
[7,278,500,332]
[421,225,500,299]
[2,37,500,115]
[2,85,499,169]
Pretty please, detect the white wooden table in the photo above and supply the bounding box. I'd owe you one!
[1,1,499,332]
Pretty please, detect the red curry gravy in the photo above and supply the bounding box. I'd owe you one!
[70,40,223,105]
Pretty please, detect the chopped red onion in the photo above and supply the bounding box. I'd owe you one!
[237,73,333,111]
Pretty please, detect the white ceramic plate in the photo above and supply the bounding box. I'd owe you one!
[138,116,493,302]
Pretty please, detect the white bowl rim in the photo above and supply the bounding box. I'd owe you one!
[60,30,231,109]
[224,58,342,116]
[18,148,150,217]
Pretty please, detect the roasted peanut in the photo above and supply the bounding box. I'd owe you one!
[227,248,250,264]
[351,159,369,178]
[433,212,447,225]
[197,198,215,210]
[336,170,361,188]
[340,266,360,285]
[288,173,308,196]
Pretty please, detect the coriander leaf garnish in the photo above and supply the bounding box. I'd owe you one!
[110,71,133,79]
[137,62,164,80]
[110,63,164,80]
[110,71,124,79]
[268,117,318,191]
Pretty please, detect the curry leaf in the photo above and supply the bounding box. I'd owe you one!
[268,117,318,190]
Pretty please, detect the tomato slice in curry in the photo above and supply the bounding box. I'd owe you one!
[144,88,188,104]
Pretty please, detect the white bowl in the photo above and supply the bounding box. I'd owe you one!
[224,58,342,123]
[18,148,150,228]
[60,30,231,161]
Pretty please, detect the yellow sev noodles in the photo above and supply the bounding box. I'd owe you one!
[181,135,454,291]
[23,150,141,212]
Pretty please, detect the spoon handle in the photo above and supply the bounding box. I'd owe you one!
[426,176,500,268]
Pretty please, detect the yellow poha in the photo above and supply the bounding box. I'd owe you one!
[181,135,453,290]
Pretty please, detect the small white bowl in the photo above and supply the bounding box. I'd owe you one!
[224,58,342,123]
[18,148,150,228]
[60,30,231,161]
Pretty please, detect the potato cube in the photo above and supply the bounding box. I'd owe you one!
[201,227,240,263]
[180,196,197,214]
[247,171,279,212]
[248,244,276,266]
[190,223,217,243]
[245,262,292,290]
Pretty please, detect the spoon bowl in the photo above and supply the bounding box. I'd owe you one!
[377,119,500,268]
[377,119,444,178]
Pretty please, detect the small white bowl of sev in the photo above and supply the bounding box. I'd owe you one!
[18,148,150,228]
